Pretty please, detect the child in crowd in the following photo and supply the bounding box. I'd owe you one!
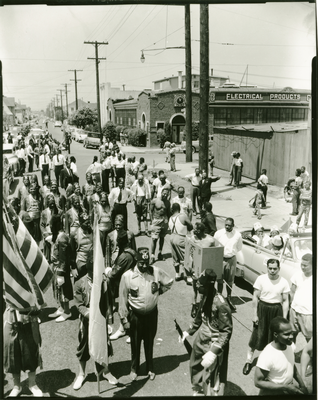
[252,183,266,220]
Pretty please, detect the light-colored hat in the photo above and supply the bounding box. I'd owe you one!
[271,235,283,247]
[270,225,280,233]
[253,222,263,231]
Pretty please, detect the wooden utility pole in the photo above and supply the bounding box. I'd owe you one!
[69,69,82,111]
[57,89,64,122]
[62,83,70,118]
[185,4,192,162]
[199,4,209,173]
[84,40,108,141]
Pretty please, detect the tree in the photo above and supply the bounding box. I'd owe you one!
[102,121,117,142]
[69,107,98,129]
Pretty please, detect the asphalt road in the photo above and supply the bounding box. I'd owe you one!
[3,121,308,398]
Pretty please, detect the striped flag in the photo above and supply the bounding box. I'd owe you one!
[3,200,53,311]
[89,216,109,368]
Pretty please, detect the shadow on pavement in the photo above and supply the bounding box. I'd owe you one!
[32,368,76,397]
[225,380,248,396]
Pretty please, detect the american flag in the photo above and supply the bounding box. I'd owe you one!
[3,200,53,311]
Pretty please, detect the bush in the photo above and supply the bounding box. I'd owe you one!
[85,123,99,133]
[127,128,147,146]
[157,127,171,148]
[102,121,117,142]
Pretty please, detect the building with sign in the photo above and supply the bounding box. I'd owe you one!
[209,87,311,186]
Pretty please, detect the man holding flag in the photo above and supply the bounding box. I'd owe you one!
[3,199,54,397]
[72,213,118,391]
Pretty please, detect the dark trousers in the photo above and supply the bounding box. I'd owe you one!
[102,169,110,194]
[260,185,267,205]
[41,164,50,186]
[130,307,158,374]
[54,165,63,186]
[115,168,126,186]
[112,203,128,230]
[292,189,300,214]
[191,186,201,213]
[18,158,26,175]
[28,156,33,173]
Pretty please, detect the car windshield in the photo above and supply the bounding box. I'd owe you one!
[293,238,312,260]
[88,132,100,138]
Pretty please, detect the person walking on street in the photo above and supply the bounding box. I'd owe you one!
[171,186,193,221]
[201,202,217,237]
[52,148,65,187]
[108,178,134,231]
[252,183,266,220]
[242,259,290,376]
[227,151,237,186]
[199,169,220,216]
[118,247,173,381]
[258,169,268,206]
[149,188,170,264]
[290,168,303,216]
[39,150,51,186]
[214,218,242,311]
[185,168,202,216]
[131,173,151,236]
[233,152,243,187]
[169,143,177,172]
[181,269,232,396]
[169,202,193,282]
[296,181,312,229]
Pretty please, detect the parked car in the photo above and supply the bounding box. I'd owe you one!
[3,144,19,183]
[83,132,101,149]
[236,229,312,287]
[73,128,87,143]
[54,120,62,127]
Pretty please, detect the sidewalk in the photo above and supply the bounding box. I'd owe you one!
[125,145,297,231]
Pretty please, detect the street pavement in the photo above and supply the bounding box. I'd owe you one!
[3,129,310,397]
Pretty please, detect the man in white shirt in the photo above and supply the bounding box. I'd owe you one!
[300,166,310,184]
[52,149,65,185]
[154,173,172,200]
[101,150,112,194]
[16,144,27,175]
[242,259,290,376]
[131,174,151,236]
[171,186,193,221]
[214,217,242,311]
[39,150,51,185]
[254,316,307,396]
[152,170,171,198]
[289,253,312,342]
[25,142,34,173]
[108,178,133,230]
[185,168,202,216]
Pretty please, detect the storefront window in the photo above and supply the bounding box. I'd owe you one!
[227,108,241,125]
[280,108,292,122]
[241,108,254,124]
[214,108,227,125]
[267,108,279,123]
[292,108,305,121]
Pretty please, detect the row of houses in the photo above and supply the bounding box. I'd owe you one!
[3,96,32,129]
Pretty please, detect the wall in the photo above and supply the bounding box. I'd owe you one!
[213,127,311,186]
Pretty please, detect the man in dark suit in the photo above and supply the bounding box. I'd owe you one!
[201,202,217,237]
[199,169,220,217]
[59,158,73,190]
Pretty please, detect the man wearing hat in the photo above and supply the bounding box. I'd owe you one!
[181,269,232,396]
[118,247,173,381]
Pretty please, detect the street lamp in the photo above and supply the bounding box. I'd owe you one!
[140,46,185,63]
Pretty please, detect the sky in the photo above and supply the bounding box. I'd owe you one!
[0,2,316,111]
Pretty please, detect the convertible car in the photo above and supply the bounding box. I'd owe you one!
[236,229,312,287]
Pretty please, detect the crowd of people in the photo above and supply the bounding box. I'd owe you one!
[3,131,313,397]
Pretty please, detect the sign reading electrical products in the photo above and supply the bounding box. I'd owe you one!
[225,93,302,101]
